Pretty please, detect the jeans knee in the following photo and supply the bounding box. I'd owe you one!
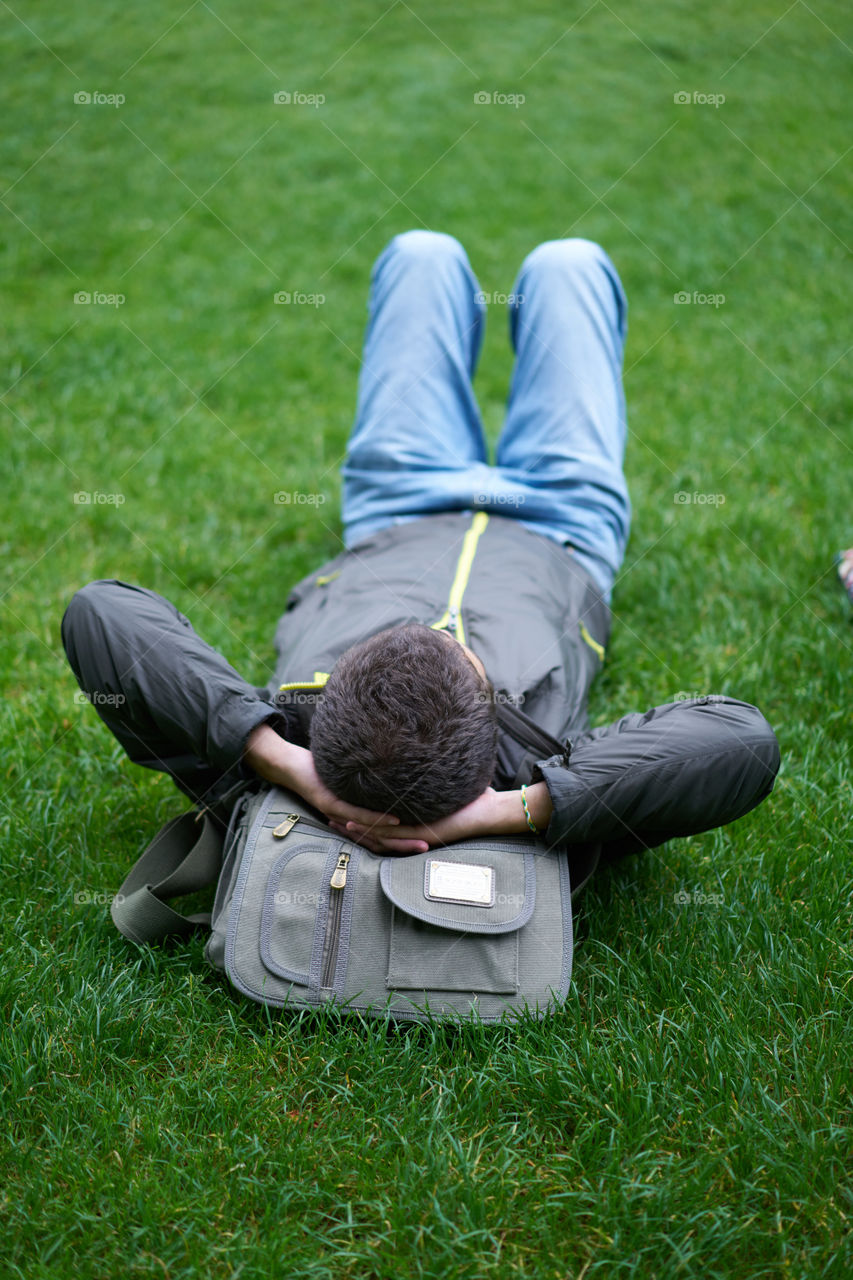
[385,228,467,265]
[521,237,608,276]
[517,238,626,334]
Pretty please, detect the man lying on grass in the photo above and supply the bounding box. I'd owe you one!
[62,231,780,877]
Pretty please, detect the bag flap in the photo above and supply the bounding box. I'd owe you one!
[379,847,535,934]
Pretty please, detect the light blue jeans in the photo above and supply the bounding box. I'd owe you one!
[341,231,631,599]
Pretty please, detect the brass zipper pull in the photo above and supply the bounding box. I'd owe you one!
[330,851,350,889]
[273,814,300,839]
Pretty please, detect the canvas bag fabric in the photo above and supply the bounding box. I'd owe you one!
[203,784,577,1024]
[110,698,598,1024]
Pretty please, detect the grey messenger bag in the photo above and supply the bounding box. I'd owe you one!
[110,705,601,1024]
[111,780,600,1025]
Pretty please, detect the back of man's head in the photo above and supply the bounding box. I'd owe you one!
[309,623,497,824]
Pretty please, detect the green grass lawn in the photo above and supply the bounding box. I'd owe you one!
[2,2,851,1276]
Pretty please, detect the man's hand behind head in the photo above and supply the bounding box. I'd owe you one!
[244,726,431,852]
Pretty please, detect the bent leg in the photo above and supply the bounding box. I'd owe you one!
[341,230,493,546]
[61,580,278,809]
[493,239,631,597]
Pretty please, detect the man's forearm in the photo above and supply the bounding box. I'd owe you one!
[490,782,553,835]
[243,724,557,849]
[243,722,304,787]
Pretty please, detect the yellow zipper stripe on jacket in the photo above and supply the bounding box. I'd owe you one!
[279,512,490,689]
[579,621,605,661]
[278,671,330,691]
[430,512,490,645]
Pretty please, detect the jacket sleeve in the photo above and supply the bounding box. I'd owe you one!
[61,579,301,778]
[533,697,780,855]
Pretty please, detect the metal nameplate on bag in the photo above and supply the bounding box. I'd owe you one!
[424,860,495,907]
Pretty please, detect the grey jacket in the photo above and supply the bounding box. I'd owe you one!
[267,512,780,859]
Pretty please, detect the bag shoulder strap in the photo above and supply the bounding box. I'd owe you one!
[111,810,225,944]
[495,700,568,763]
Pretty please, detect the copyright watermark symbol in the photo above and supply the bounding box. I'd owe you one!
[273,491,326,506]
[273,291,325,307]
[474,91,525,107]
[673,889,724,906]
[274,890,321,906]
[74,889,126,905]
[74,291,125,307]
[273,90,325,107]
[673,291,725,307]
[474,291,524,305]
[673,491,726,506]
[474,492,526,508]
[74,90,125,107]
[476,690,525,706]
[73,491,125,505]
[673,91,725,108]
[276,689,324,707]
[74,690,126,707]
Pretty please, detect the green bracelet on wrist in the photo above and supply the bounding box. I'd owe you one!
[520,784,540,834]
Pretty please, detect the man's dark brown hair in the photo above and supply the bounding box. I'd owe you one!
[309,623,497,824]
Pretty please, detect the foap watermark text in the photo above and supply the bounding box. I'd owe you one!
[74,490,125,505]
[674,91,725,108]
[475,291,524,305]
[74,291,125,307]
[475,492,526,508]
[74,90,125,107]
[673,889,725,906]
[474,91,525,107]
[674,291,725,307]
[273,90,325,107]
[75,690,126,708]
[673,491,725,507]
[274,491,326,507]
[274,291,325,307]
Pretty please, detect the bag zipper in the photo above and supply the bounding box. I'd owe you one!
[268,806,352,991]
[271,810,332,838]
[321,851,350,989]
